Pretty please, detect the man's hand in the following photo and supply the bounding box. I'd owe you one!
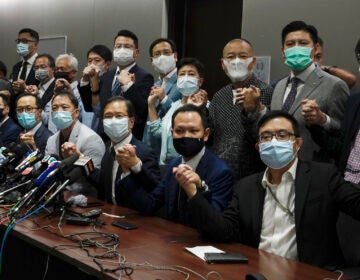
[82,65,97,82]
[24,85,39,95]
[54,78,73,94]
[115,144,139,173]
[151,86,166,101]
[19,132,36,151]
[61,142,81,158]
[234,85,262,112]
[301,99,327,125]
[173,164,201,198]
[12,79,26,93]
[117,71,135,86]
[187,89,208,107]
[148,87,161,105]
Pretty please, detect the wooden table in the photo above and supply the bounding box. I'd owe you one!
[1,203,339,280]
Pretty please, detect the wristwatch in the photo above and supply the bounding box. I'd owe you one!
[197,180,209,192]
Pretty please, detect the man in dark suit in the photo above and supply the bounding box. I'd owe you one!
[98,29,154,139]
[120,104,234,226]
[15,93,52,154]
[184,110,360,270]
[0,94,22,147]
[11,28,40,94]
[98,96,160,208]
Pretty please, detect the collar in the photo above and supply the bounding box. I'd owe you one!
[116,62,136,73]
[261,158,298,188]
[160,68,177,81]
[0,116,9,126]
[181,146,206,171]
[290,62,316,82]
[70,80,79,89]
[28,122,42,135]
[112,133,132,150]
[23,53,38,65]
[40,77,55,88]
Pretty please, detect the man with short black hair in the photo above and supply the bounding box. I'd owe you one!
[186,110,360,270]
[98,29,154,139]
[120,104,233,226]
[11,28,40,93]
[15,93,52,153]
[0,94,22,147]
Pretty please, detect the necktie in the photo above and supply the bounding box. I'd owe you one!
[282,77,299,112]
[19,61,28,80]
[103,146,116,202]
[111,70,121,96]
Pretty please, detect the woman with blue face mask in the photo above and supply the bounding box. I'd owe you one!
[147,57,207,165]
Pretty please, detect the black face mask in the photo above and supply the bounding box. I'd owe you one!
[173,137,204,158]
[54,71,72,82]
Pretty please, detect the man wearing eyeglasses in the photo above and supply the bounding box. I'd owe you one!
[15,93,52,154]
[0,94,22,147]
[184,110,360,270]
[11,28,40,94]
[98,29,154,140]
[97,96,160,207]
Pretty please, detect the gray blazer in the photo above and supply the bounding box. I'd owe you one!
[271,66,349,161]
[45,120,105,196]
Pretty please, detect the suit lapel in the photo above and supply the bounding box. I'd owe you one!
[271,78,288,110]
[69,121,81,144]
[294,160,311,228]
[289,69,321,114]
[253,173,266,242]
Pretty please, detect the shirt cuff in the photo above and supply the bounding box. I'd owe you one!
[121,81,134,92]
[120,160,142,180]
[160,95,168,105]
[80,80,89,87]
[321,114,331,130]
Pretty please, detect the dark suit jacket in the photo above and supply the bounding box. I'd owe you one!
[0,117,22,147]
[11,61,39,87]
[78,83,93,112]
[33,123,53,154]
[98,65,154,139]
[121,148,234,226]
[98,136,160,208]
[309,91,360,173]
[40,80,55,110]
[188,159,360,269]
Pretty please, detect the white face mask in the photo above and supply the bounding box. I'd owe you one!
[176,76,199,96]
[152,54,176,74]
[223,57,253,82]
[103,117,129,143]
[113,48,134,66]
[93,64,106,77]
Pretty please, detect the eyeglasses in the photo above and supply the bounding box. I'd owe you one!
[114,44,135,50]
[258,131,295,143]
[15,38,37,44]
[16,106,38,114]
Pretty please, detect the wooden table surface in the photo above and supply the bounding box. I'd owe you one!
[4,203,339,280]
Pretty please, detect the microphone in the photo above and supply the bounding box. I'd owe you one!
[15,150,43,172]
[73,156,94,176]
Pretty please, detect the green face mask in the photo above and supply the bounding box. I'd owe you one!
[284,46,312,71]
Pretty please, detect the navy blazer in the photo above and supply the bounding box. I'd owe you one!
[33,123,53,154]
[11,61,39,87]
[98,135,160,208]
[98,65,154,139]
[189,159,360,270]
[121,148,234,226]
[0,117,22,147]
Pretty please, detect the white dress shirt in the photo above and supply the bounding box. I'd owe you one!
[259,158,298,260]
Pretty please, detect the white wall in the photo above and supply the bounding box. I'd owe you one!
[242,0,360,90]
[0,0,164,77]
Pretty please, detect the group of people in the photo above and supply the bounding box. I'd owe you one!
[1,19,360,272]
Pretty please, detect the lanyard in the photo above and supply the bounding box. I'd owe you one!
[266,184,295,220]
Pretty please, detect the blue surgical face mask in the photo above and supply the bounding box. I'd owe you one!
[18,113,37,129]
[16,43,30,57]
[51,111,74,130]
[259,138,296,169]
[103,117,129,143]
[284,46,312,71]
[177,76,199,96]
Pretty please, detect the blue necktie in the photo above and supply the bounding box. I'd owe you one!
[111,70,121,96]
[282,77,299,112]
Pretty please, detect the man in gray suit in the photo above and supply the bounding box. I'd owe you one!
[45,87,105,197]
[242,21,349,163]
